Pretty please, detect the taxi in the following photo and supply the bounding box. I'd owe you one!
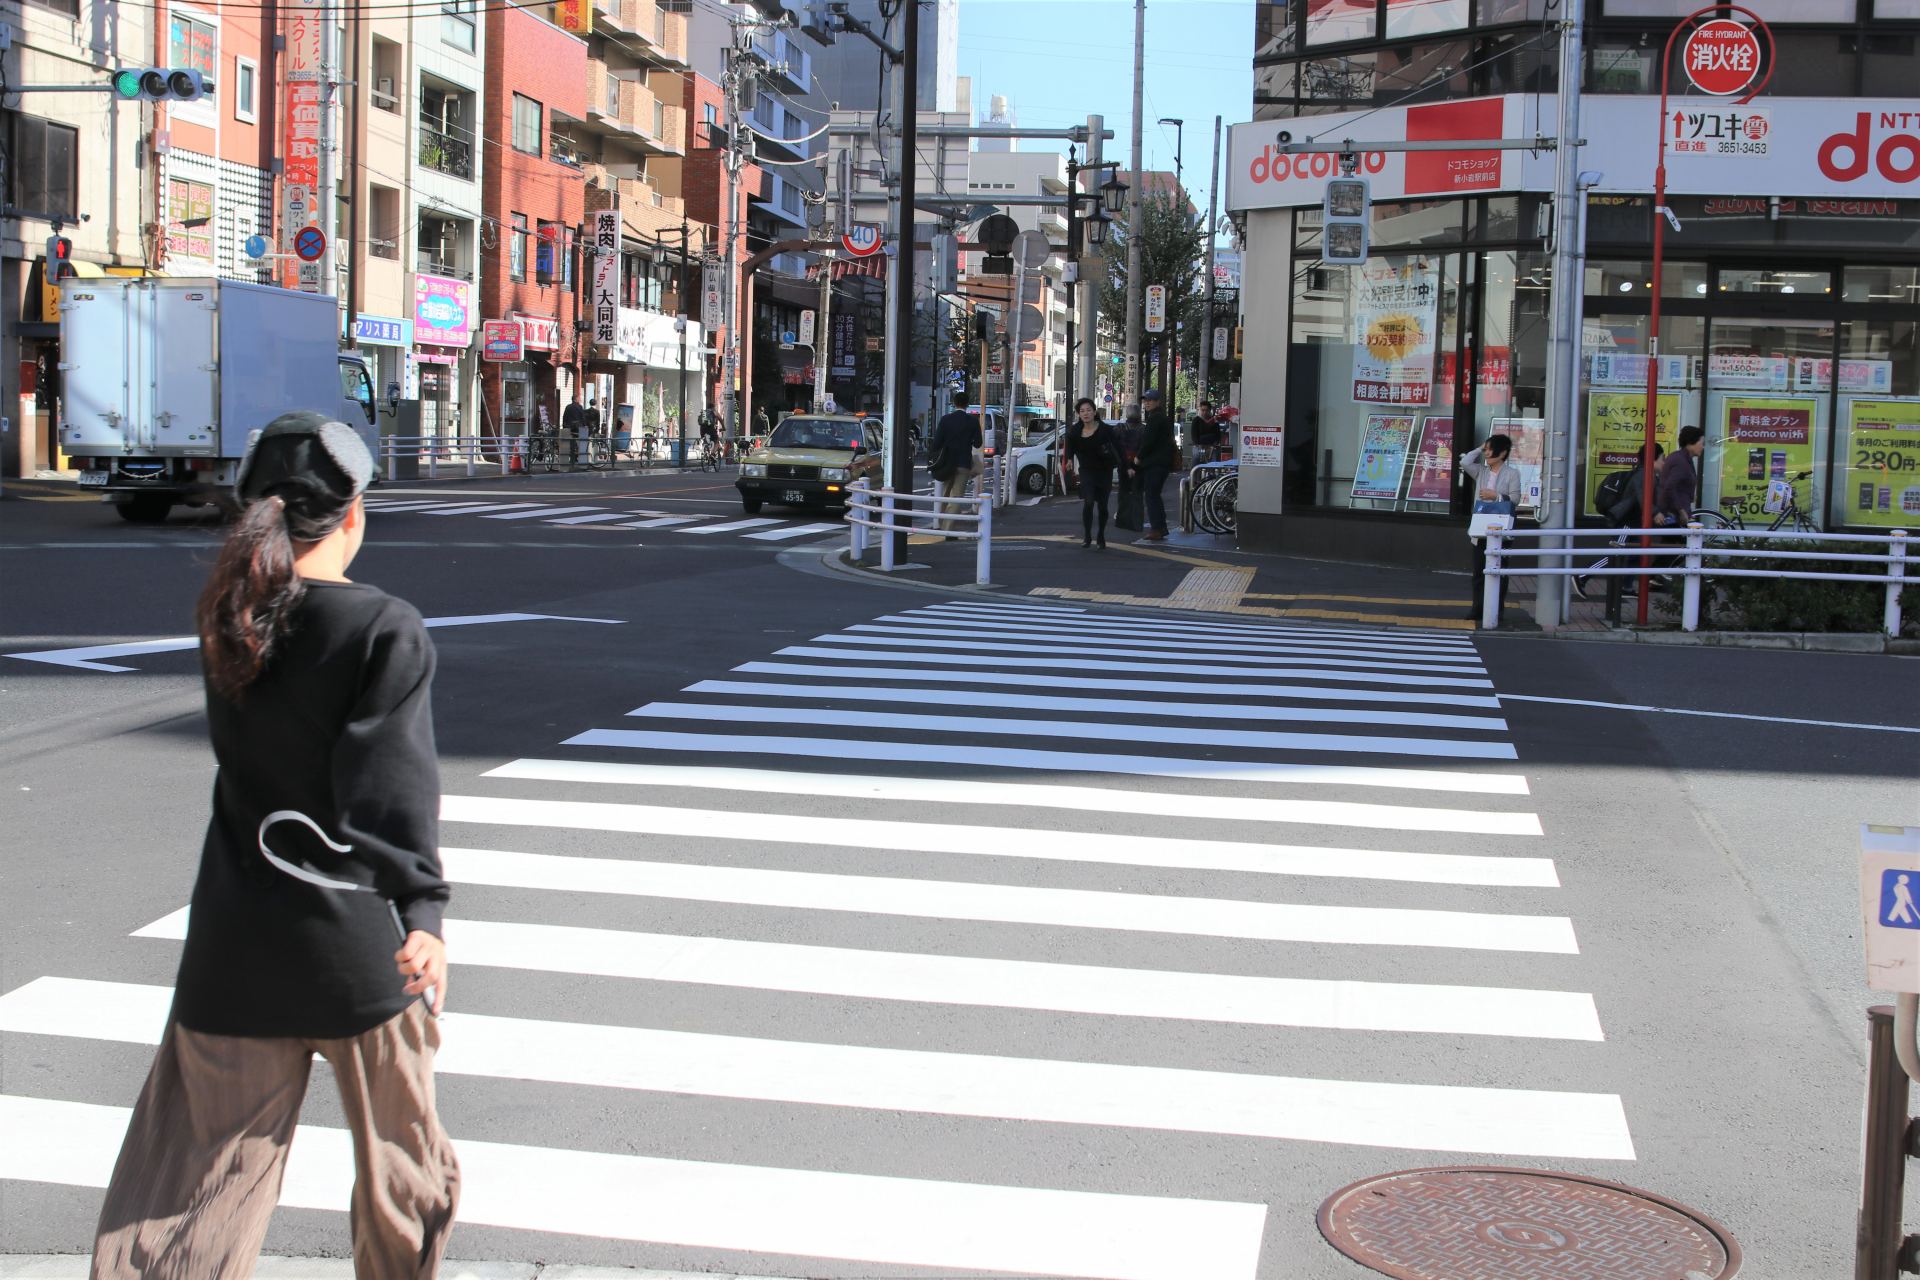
[735,413,886,514]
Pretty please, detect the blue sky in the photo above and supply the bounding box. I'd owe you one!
[955,1,1253,223]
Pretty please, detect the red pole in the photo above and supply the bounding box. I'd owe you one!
[1636,6,1775,625]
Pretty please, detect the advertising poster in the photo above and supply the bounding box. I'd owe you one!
[1717,396,1816,522]
[1493,416,1546,512]
[413,275,472,347]
[1404,415,1454,503]
[1707,354,1789,391]
[1239,427,1283,467]
[1350,259,1438,406]
[1585,390,1681,515]
[280,0,325,291]
[1351,413,1417,500]
[1843,398,1920,527]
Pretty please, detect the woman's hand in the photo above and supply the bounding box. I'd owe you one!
[396,930,447,1015]
[1478,488,1498,501]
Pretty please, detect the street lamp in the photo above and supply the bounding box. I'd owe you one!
[1100,173,1128,216]
[1086,210,1112,247]
[1157,117,1184,193]
[1064,150,1128,404]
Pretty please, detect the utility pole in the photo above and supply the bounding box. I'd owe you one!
[1197,115,1220,410]
[887,0,920,563]
[1156,115,1182,419]
[1124,0,1145,410]
[814,252,832,411]
[720,24,752,436]
[1536,13,1586,629]
[319,13,338,298]
[677,216,690,467]
[1079,114,1104,405]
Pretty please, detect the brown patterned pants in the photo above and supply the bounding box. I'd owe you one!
[90,1003,459,1280]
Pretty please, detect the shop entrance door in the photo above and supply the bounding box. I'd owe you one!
[1702,315,1836,527]
[501,372,530,440]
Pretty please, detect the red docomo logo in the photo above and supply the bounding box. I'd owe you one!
[1819,114,1920,184]
[1247,146,1387,185]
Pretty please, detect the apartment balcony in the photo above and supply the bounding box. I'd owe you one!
[620,179,689,239]
[416,251,474,282]
[417,123,474,180]
[748,28,808,94]
[596,0,687,67]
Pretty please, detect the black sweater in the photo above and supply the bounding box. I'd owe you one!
[1064,422,1123,476]
[173,580,449,1039]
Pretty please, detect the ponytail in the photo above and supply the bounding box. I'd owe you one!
[196,494,307,699]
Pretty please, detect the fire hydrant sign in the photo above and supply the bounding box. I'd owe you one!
[1683,19,1763,98]
[1861,824,1920,994]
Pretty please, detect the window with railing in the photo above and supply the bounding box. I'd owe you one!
[417,215,473,280]
[441,0,476,51]
[419,86,475,179]
[510,213,527,281]
[550,131,584,169]
[370,185,401,260]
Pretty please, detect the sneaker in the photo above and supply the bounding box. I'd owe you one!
[1572,576,1590,601]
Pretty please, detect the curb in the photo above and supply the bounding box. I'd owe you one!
[811,545,1918,653]
[0,1258,799,1280]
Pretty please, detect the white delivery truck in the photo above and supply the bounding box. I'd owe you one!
[57,277,377,522]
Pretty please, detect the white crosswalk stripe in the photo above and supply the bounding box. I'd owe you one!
[362,497,849,542]
[1,600,1631,1280]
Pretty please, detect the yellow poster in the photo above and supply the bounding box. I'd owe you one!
[1585,391,1680,516]
[1843,398,1920,528]
[554,0,592,34]
[1718,397,1817,524]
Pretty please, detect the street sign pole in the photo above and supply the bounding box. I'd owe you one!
[887,0,919,565]
[1535,11,1586,630]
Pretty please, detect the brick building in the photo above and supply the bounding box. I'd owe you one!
[478,4,589,440]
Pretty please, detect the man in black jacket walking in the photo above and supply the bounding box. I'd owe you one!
[1136,388,1177,541]
[929,390,983,532]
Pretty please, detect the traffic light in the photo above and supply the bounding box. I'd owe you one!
[42,234,75,322]
[110,68,211,102]
[1321,176,1369,266]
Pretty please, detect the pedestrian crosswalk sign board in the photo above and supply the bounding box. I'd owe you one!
[1861,824,1920,993]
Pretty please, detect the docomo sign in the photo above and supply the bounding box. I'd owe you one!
[1819,113,1920,185]
[1681,19,1763,97]
[1247,147,1388,186]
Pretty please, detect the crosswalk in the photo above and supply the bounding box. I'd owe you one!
[0,599,1631,1279]
[359,494,847,543]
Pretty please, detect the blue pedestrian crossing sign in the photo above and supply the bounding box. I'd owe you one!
[1880,870,1920,929]
[243,235,269,260]
[1861,825,1920,994]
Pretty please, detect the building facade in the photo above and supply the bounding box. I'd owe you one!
[1234,0,1920,565]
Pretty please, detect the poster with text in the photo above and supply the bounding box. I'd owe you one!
[1493,417,1546,512]
[1842,398,1920,527]
[1404,415,1454,503]
[1351,413,1418,501]
[1350,259,1438,406]
[1239,427,1284,467]
[1585,391,1681,516]
[1717,396,1816,523]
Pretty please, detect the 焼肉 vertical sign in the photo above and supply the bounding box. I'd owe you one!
[282,0,324,292]
[592,209,621,348]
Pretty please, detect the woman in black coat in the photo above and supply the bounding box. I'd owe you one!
[1063,396,1125,548]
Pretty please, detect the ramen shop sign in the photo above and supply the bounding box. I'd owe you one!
[1683,20,1763,97]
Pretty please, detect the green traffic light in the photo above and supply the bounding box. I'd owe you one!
[111,69,143,99]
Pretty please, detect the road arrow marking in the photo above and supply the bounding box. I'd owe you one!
[4,612,623,673]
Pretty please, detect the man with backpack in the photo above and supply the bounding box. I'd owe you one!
[1573,443,1664,600]
[928,390,983,533]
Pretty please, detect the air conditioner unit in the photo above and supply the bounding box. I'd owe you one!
[376,76,394,100]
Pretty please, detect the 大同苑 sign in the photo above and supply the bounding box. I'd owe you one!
[593,209,621,348]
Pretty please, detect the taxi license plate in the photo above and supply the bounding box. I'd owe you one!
[78,471,110,487]
[782,489,806,503]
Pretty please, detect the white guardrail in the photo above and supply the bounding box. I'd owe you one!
[1482,524,1910,635]
[845,466,995,586]
[380,434,523,479]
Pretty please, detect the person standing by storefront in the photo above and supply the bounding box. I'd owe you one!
[561,393,588,468]
[1655,425,1705,527]
[90,412,459,1280]
[1136,388,1177,542]
[1462,433,1525,622]
[1064,397,1125,549]
[1188,400,1222,468]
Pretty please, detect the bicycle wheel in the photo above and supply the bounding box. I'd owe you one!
[1214,474,1238,534]
[1693,508,1741,531]
[590,437,612,471]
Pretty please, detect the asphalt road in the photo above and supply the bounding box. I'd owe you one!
[2,469,1917,1279]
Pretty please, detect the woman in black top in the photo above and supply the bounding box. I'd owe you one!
[1063,397,1125,549]
[91,412,459,1280]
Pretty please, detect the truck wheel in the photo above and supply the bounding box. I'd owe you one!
[1019,466,1047,495]
[115,495,174,524]
[741,497,764,514]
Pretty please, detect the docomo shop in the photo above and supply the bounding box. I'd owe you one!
[1225,93,1920,568]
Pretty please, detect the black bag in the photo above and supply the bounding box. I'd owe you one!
[926,435,956,482]
[1593,468,1634,518]
[1115,483,1144,531]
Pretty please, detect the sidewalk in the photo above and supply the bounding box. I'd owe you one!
[841,491,1539,634]
[0,1259,797,1280]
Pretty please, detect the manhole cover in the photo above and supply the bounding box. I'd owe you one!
[1318,1166,1740,1280]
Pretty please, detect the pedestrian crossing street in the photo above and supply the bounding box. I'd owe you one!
[0,599,1631,1280]
[359,493,847,543]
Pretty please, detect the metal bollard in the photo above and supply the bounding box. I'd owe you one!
[1480,528,1504,631]
[848,481,868,560]
[1856,1004,1920,1279]
[880,490,897,572]
[976,489,993,585]
[1888,530,1908,640]
[1682,522,1705,632]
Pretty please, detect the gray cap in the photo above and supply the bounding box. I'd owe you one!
[236,411,374,530]
[1142,388,1163,402]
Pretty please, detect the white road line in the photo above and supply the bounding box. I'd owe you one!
[479,505,607,520]
[890,612,1478,657]
[360,499,470,512]
[744,521,848,541]
[1498,692,1920,735]
[425,846,1581,952]
[850,622,1488,667]
[0,1095,1266,1280]
[688,679,1509,733]
[415,502,546,516]
[626,702,1521,762]
[921,602,1478,647]
[132,911,1595,1039]
[684,517,788,534]
[440,793,1555,887]
[487,759,1543,836]
[565,730,1538,809]
[0,978,1630,1158]
[777,644,1497,690]
[545,512,637,526]
[734,661,1504,708]
[622,515,703,528]
[815,632,1486,676]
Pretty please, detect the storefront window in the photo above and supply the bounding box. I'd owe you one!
[1762,32,1861,96]
[1374,199,1468,248]
[1845,266,1920,305]
[1739,0,1857,21]
[1301,52,1378,106]
[1474,251,1551,461]
[1375,39,1470,102]
[1384,0,1467,40]
[1585,258,1709,300]
[1255,61,1299,118]
[1875,0,1920,15]
[1257,0,1304,58]
[1578,313,1705,519]
[1863,32,1920,97]
[1701,317,1835,527]
[1587,41,1659,94]
[1475,32,1556,95]
[1718,268,1834,297]
[1475,0,1546,22]
[1835,319,1920,529]
[1305,0,1376,47]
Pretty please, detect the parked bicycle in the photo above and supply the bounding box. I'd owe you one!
[1693,469,1817,534]
[1189,463,1238,535]
[528,430,561,473]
